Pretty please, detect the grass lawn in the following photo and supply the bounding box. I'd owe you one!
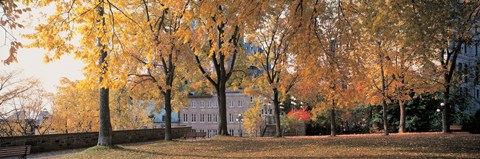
[62,132,480,159]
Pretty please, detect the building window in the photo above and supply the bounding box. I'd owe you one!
[202,114,206,122]
[238,100,243,107]
[208,101,212,108]
[229,113,233,122]
[229,100,234,107]
[229,129,234,135]
[191,101,196,108]
[476,89,480,99]
[475,26,478,56]
[192,114,197,122]
[214,114,218,122]
[250,96,253,103]
[200,101,205,108]
[269,109,273,114]
[207,114,212,122]
[476,65,480,84]
[183,114,188,122]
[213,100,218,108]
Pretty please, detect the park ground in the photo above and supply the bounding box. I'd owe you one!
[35,132,480,159]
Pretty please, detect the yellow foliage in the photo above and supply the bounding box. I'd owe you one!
[243,97,266,135]
[50,78,151,133]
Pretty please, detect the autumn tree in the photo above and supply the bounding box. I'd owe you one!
[24,0,140,146]
[50,78,98,134]
[291,0,361,137]
[399,0,480,133]
[0,71,50,137]
[378,1,444,133]
[51,78,151,134]
[246,0,300,137]
[115,0,192,141]
[181,1,264,135]
[351,0,414,136]
[7,86,52,136]
[242,97,265,136]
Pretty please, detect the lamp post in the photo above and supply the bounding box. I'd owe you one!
[437,102,444,113]
[291,96,297,111]
[236,113,243,137]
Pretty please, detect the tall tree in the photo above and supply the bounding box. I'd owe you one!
[24,0,137,146]
[107,0,192,141]
[181,1,264,135]
[400,0,480,133]
[247,0,299,137]
[95,0,112,146]
[292,0,361,137]
[357,1,438,134]
[354,0,409,136]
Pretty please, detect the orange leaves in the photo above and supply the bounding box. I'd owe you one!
[287,107,311,123]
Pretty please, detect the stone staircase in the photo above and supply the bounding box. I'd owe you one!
[262,125,277,137]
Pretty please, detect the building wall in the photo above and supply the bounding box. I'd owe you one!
[0,126,191,153]
[179,91,253,137]
[456,25,480,112]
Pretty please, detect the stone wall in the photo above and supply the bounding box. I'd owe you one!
[0,126,191,153]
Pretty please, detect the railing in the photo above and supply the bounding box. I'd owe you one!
[260,117,267,137]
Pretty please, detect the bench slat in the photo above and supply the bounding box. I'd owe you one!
[0,145,31,158]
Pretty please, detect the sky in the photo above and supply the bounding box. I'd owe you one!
[0,4,85,94]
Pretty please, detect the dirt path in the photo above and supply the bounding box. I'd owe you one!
[28,148,86,159]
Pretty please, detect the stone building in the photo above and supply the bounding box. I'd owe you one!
[455,25,480,113]
[178,89,296,137]
[179,90,259,137]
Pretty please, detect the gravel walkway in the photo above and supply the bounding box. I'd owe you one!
[27,148,86,159]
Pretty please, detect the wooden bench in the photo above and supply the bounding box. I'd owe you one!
[184,132,197,139]
[184,132,207,140]
[195,132,206,139]
[450,125,463,132]
[0,145,31,159]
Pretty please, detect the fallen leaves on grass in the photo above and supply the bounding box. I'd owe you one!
[61,133,480,159]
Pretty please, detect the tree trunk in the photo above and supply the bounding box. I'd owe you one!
[273,88,282,137]
[98,86,112,146]
[399,100,405,133]
[164,89,172,141]
[97,3,113,146]
[217,81,229,135]
[330,99,336,137]
[382,100,389,136]
[442,86,451,133]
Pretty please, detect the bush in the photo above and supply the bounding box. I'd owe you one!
[464,110,480,134]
